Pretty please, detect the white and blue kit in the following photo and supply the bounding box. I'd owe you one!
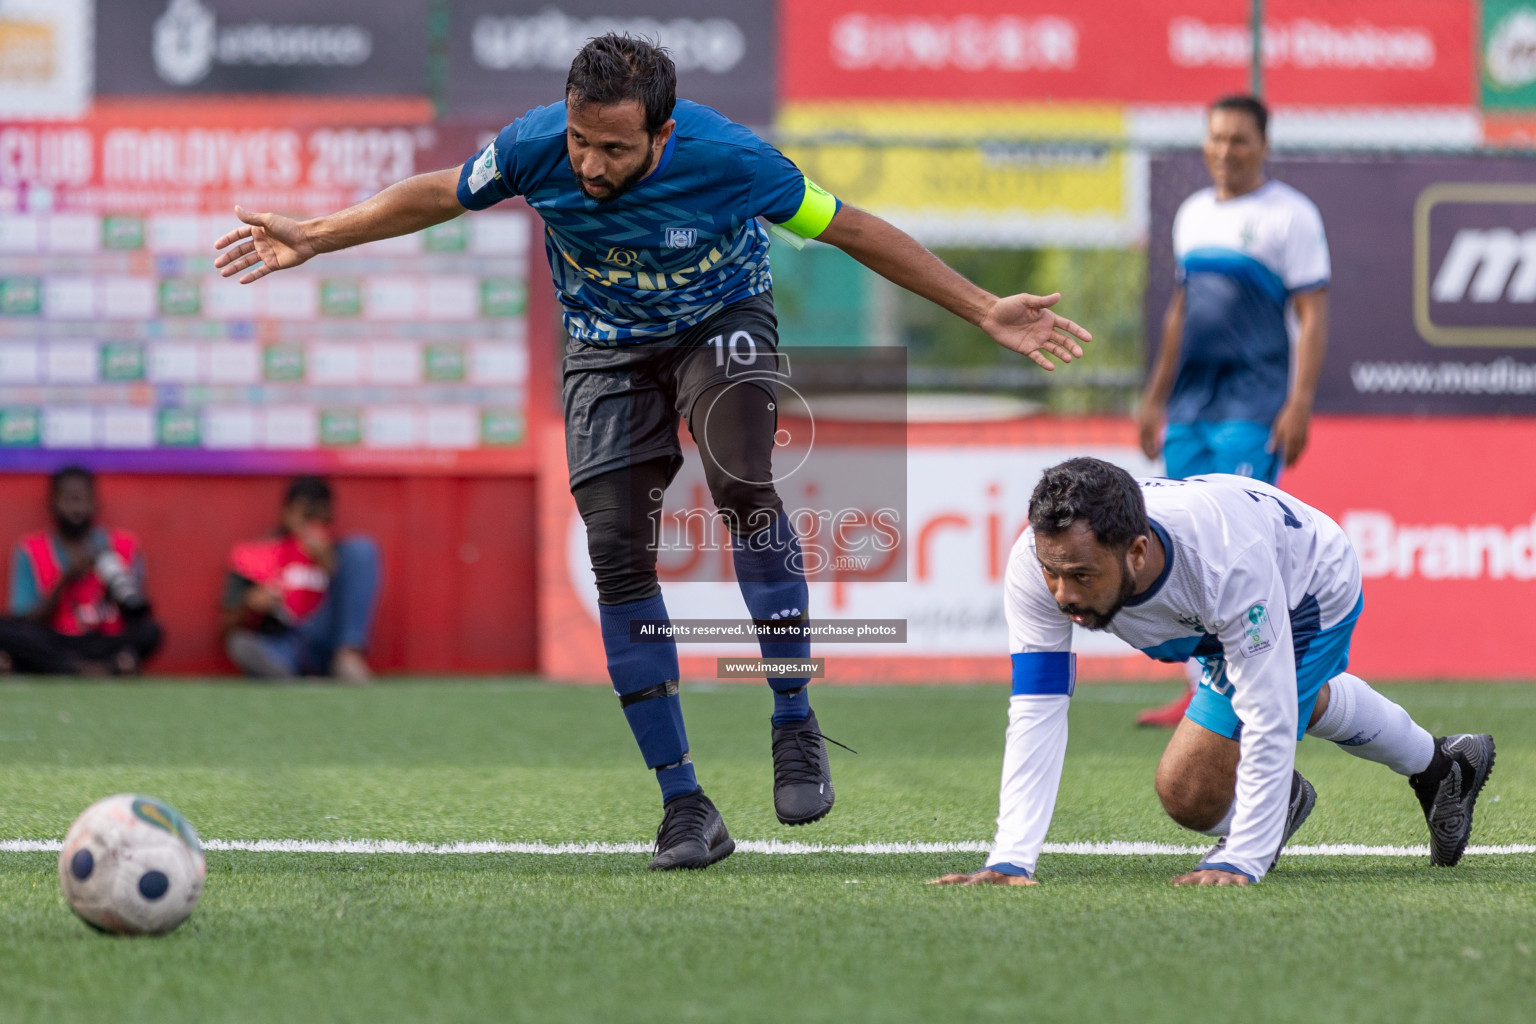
[1164,181,1330,483]
[992,474,1363,883]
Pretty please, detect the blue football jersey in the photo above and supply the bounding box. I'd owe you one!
[1169,180,1330,425]
[457,100,838,344]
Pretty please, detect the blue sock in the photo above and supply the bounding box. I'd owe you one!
[771,686,811,725]
[599,593,698,803]
[732,512,813,726]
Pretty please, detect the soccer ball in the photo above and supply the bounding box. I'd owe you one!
[58,794,206,935]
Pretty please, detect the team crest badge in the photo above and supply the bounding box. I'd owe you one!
[664,227,696,249]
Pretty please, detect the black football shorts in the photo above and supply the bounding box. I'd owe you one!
[561,291,780,489]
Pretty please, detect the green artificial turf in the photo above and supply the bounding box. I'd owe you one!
[0,681,1532,1023]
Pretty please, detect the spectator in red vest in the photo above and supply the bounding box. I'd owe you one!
[221,476,380,683]
[0,466,162,675]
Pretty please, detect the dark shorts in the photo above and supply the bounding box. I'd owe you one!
[562,291,780,489]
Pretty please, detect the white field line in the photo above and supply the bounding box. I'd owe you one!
[3,838,1535,857]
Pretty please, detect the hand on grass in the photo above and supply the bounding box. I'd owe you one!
[1170,869,1251,887]
[927,868,1038,886]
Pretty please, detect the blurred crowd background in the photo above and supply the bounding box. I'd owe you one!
[1,2,1533,681]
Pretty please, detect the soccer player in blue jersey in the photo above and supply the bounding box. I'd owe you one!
[213,35,1092,870]
[1134,95,1331,728]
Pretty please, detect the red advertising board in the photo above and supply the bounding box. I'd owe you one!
[1284,417,1536,682]
[781,0,1472,106]
[541,414,1536,685]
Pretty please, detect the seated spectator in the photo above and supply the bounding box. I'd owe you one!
[222,476,380,683]
[0,466,162,675]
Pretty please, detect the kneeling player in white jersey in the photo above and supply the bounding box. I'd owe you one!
[932,458,1494,887]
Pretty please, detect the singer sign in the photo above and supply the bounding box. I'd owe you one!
[781,0,1471,105]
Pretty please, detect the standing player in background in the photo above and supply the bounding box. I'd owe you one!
[932,459,1493,888]
[1134,96,1330,728]
[210,35,1093,870]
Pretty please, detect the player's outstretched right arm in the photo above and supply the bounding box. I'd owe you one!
[928,534,1075,886]
[213,167,465,284]
[817,205,1091,371]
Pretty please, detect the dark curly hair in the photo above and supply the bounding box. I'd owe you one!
[1028,458,1148,552]
[566,34,676,134]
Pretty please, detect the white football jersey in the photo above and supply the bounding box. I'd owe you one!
[990,474,1362,881]
[1173,181,1331,298]
[1169,180,1330,425]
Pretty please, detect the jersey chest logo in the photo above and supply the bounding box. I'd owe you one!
[664,227,696,249]
[604,247,641,267]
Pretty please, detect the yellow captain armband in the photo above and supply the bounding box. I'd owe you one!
[774,177,839,245]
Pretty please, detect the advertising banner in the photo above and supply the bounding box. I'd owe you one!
[776,103,1143,246]
[539,411,1536,684]
[446,0,776,127]
[95,0,429,96]
[1482,0,1536,111]
[781,0,1471,107]
[1284,417,1536,681]
[538,417,1172,684]
[0,101,532,473]
[1147,152,1536,417]
[0,0,91,119]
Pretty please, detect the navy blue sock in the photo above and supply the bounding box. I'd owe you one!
[599,593,698,803]
[771,686,811,724]
[732,513,812,725]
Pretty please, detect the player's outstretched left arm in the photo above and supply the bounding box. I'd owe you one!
[816,205,1092,371]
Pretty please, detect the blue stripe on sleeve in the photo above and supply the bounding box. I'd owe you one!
[1179,247,1288,305]
[1010,652,1076,696]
